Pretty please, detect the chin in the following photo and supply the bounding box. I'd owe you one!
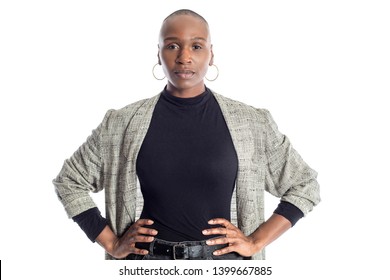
[172,80,204,90]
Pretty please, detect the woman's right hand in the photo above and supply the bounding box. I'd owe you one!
[96,219,158,259]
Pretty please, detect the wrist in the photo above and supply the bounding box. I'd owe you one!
[248,213,292,254]
[248,233,266,253]
[95,225,120,257]
[103,237,119,256]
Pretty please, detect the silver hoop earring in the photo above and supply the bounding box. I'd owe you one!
[152,63,165,80]
[205,64,219,82]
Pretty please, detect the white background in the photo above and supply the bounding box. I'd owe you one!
[1,0,389,279]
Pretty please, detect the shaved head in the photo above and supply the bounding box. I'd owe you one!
[159,9,211,44]
[162,9,209,27]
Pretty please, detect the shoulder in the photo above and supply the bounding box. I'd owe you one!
[211,90,271,124]
[110,94,160,118]
[102,94,160,127]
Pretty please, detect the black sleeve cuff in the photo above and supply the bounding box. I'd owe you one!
[273,201,304,227]
[72,207,108,242]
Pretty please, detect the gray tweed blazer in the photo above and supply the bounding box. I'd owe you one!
[53,91,320,260]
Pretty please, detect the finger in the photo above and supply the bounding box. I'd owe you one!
[135,227,158,236]
[127,219,158,236]
[212,244,234,256]
[134,219,155,226]
[208,218,235,228]
[129,235,156,244]
[202,227,235,236]
[205,236,230,246]
[130,248,150,255]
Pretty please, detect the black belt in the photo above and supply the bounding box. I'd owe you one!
[149,239,227,260]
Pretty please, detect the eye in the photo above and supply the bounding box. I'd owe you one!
[193,44,202,50]
[166,44,179,50]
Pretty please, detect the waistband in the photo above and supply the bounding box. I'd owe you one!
[126,238,230,260]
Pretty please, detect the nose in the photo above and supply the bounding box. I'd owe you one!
[176,48,192,64]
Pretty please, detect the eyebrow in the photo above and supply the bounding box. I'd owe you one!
[163,37,208,42]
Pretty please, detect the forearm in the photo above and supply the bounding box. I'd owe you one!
[249,213,292,252]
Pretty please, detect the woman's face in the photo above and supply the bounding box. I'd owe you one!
[158,15,213,97]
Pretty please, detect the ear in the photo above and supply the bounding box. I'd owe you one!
[157,44,161,65]
[209,44,214,66]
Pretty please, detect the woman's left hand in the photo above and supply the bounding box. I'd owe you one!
[202,218,260,257]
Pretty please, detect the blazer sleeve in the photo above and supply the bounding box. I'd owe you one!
[261,109,321,215]
[53,110,113,218]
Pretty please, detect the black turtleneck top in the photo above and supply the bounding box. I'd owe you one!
[136,87,238,241]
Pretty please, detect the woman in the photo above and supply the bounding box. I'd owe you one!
[53,9,320,260]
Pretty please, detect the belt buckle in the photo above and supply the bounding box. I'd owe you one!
[173,244,187,260]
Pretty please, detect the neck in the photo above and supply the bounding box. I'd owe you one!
[166,83,206,98]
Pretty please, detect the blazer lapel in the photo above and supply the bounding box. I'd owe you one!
[122,93,161,220]
[212,91,255,230]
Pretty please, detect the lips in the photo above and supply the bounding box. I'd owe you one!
[174,69,195,79]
